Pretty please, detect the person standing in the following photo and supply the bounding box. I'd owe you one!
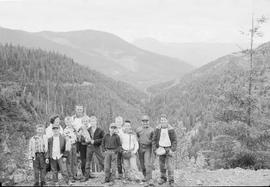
[121,120,143,183]
[28,124,48,187]
[153,114,177,187]
[115,116,124,179]
[45,115,64,139]
[45,122,70,186]
[81,116,105,182]
[101,123,122,186]
[136,115,155,187]
[63,116,79,182]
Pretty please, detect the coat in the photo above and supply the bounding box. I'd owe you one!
[46,135,68,159]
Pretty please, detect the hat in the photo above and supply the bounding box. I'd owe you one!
[141,115,150,121]
[110,123,117,128]
[52,123,60,129]
[160,113,167,118]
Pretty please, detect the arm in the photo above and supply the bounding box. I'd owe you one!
[45,138,51,159]
[170,129,177,152]
[28,138,34,160]
[93,129,104,146]
[133,135,139,154]
[115,135,122,153]
[152,129,158,153]
[62,137,68,158]
[101,135,106,152]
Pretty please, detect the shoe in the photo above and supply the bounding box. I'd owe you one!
[70,178,75,183]
[80,176,88,182]
[101,180,110,184]
[108,181,115,186]
[158,178,167,185]
[73,176,80,181]
[40,181,46,186]
[33,182,39,186]
[169,181,175,187]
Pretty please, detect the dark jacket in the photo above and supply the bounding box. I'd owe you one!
[46,135,68,159]
[101,133,121,153]
[87,127,105,147]
[153,124,177,152]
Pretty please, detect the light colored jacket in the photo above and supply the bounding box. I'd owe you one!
[121,132,139,154]
[28,135,48,159]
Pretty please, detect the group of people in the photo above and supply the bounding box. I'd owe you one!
[28,105,177,187]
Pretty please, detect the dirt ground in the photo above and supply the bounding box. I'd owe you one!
[16,167,270,186]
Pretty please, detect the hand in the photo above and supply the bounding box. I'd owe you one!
[168,149,174,156]
[63,157,66,162]
[90,139,94,144]
[45,159,49,164]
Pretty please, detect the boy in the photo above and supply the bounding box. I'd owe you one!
[64,116,79,182]
[153,114,177,187]
[102,123,122,186]
[29,124,48,186]
[45,123,70,186]
[115,116,124,179]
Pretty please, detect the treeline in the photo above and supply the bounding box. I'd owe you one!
[148,42,270,169]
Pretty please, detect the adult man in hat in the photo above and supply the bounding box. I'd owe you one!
[136,115,154,187]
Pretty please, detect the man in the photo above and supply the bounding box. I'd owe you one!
[72,105,85,132]
[81,116,105,182]
[136,115,155,187]
[153,114,177,187]
[115,116,124,179]
[121,120,142,183]
[28,124,47,187]
[45,123,70,186]
[101,123,122,186]
[45,115,64,139]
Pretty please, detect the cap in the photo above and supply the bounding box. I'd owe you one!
[110,123,117,128]
[160,113,167,118]
[141,115,150,121]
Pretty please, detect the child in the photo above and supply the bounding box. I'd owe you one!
[45,123,70,186]
[101,123,122,186]
[64,116,79,182]
[28,124,48,187]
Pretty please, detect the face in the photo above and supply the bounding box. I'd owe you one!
[142,120,149,127]
[115,117,123,127]
[90,118,97,128]
[110,126,117,134]
[75,106,84,117]
[123,122,131,133]
[52,127,59,136]
[65,118,72,127]
[36,127,44,135]
[82,118,89,128]
[160,117,168,124]
[54,117,60,125]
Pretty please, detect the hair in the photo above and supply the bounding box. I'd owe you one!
[50,115,60,124]
[64,116,72,123]
[75,105,84,109]
[81,115,90,122]
[89,116,97,121]
[36,124,44,129]
[125,120,131,123]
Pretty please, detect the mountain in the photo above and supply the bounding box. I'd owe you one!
[147,41,270,169]
[0,27,194,90]
[133,37,259,67]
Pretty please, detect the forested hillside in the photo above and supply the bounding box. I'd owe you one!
[148,42,270,169]
[0,44,147,185]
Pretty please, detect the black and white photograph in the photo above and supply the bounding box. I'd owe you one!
[0,0,270,186]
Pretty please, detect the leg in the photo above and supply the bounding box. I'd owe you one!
[104,151,111,182]
[122,158,130,179]
[80,144,87,176]
[33,157,40,184]
[39,153,46,183]
[58,158,70,184]
[111,152,117,182]
[117,152,123,177]
[71,144,78,178]
[84,146,94,178]
[50,159,59,183]
[144,148,153,182]
[66,151,72,177]
[159,155,167,182]
[166,154,174,183]
[138,149,146,177]
[94,147,105,171]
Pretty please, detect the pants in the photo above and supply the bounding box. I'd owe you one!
[123,153,143,181]
[33,153,46,183]
[117,151,123,175]
[50,157,69,183]
[104,150,117,182]
[159,153,174,182]
[138,146,153,182]
[67,144,77,178]
[85,145,104,177]
[78,143,87,176]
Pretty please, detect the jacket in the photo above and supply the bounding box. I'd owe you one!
[46,135,68,159]
[153,123,177,152]
[87,127,105,147]
[28,135,47,159]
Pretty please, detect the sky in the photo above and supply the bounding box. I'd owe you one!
[0,0,270,43]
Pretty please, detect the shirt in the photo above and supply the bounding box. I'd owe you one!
[72,116,84,132]
[102,133,121,151]
[136,126,154,145]
[45,124,64,139]
[159,128,171,147]
[64,126,77,151]
[52,136,62,159]
[29,135,47,159]
[121,132,139,153]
